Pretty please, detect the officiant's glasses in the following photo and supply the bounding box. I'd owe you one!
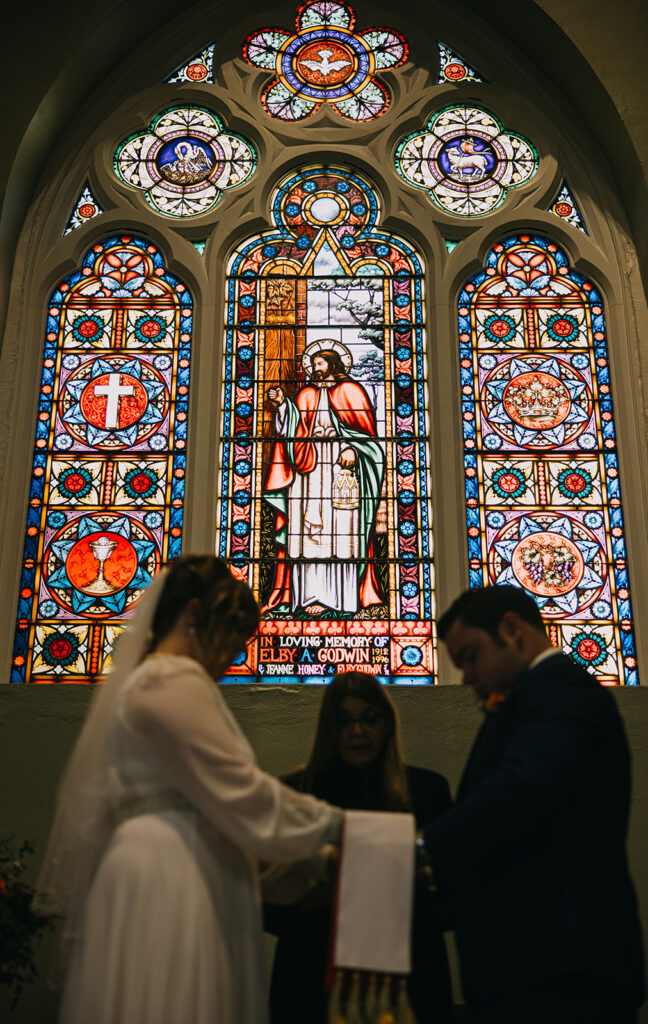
[336,709,385,731]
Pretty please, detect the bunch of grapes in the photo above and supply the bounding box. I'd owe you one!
[552,550,576,587]
[521,546,545,586]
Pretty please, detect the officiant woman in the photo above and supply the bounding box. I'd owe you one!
[264,670,455,1024]
[34,555,343,1024]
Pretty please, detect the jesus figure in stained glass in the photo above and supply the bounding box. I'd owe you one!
[263,339,385,617]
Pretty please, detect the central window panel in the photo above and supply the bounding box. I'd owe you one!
[219,165,436,682]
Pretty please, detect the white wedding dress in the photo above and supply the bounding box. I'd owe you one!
[58,654,341,1024]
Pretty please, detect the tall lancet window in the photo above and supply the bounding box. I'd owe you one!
[459,234,637,684]
[11,236,192,683]
[218,165,436,683]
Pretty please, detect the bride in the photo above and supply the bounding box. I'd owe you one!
[34,555,343,1024]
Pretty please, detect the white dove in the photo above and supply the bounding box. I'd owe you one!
[299,47,351,77]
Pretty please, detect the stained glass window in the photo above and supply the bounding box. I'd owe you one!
[459,234,637,684]
[549,182,588,234]
[218,165,435,683]
[114,107,256,218]
[166,44,215,84]
[11,236,192,683]
[395,105,537,216]
[64,184,104,235]
[242,0,408,122]
[436,42,485,84]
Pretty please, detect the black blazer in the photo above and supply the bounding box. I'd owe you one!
[423,652,645,1008]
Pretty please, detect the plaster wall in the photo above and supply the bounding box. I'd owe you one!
[1,685,647,1020]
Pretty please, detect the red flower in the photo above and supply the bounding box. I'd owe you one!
[485,691,506,712]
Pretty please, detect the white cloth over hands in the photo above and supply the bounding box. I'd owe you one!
[333,810,415,974]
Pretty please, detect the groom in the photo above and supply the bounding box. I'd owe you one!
[422,585,644,1024]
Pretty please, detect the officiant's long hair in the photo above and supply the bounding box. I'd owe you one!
[300,671,411,811]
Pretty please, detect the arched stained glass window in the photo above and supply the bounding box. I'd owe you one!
[459,234,637,684]
[11,236,192,683]
[218,165,436,683]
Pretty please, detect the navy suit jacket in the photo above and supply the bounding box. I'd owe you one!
[423,652,645,1006]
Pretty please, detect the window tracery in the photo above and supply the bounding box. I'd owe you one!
[6,9,642,685]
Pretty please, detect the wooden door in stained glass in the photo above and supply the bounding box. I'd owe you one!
[11,236,192,682]
[220,165,435,683]
[459,234,637,684]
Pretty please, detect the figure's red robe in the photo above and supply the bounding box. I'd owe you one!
[263,381,383,612]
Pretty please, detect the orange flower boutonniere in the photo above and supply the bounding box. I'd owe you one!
[485,691,506,713]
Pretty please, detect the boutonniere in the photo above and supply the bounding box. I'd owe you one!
[484,691,506,713]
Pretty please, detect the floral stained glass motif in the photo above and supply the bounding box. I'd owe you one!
[219,165,436,683]
[114,107,256,218]
[11,236,192,683]
[64,184,104,235]
[437,42,485,84]
[166,44,215,84]
[459,234,637,684]
[395,106,537,216]
[242,1,408,122]
[549,182,588,234]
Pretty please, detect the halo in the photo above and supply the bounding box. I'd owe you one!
[302,338,352,377]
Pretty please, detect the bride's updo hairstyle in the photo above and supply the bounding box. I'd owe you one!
[147,555,260,655]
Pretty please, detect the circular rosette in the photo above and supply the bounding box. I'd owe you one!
[490,465,528,501]
[555,463,595,501]
[489,513,606,616]
[32,624,89,676]
[71,312,107,347]
[115,106,256,218]
[59,355,169,450]
[476,309,523,349]
[481,355,592,449]
[538,308,587,348]
[43,514,159,616]
[243,2,406,122]
[561,623,619,677]
[395,105,537,216]
[272,166,378,239]
[287,36,363,95]
[131,312,171,347]
[569,630,608,669]
[53,464,98,503]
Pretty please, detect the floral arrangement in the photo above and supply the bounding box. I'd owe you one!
[0,837,55,1008]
